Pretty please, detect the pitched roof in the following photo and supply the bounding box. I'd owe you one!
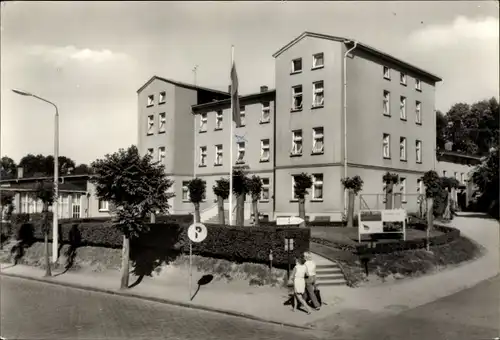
[272,32,442,82]
[137,75,230,95]
[191,89,276,112]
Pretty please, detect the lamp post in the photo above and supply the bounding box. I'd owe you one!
[12,89,59,264]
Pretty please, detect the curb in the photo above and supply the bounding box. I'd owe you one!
[0,272,313,331]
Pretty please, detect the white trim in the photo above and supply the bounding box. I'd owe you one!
[199,113,208,132]
[383,90,390,116]
[260,139,270,161]
[312,127,324,153]
[261,102,271,123]
[215,110,223,129]
[291,58,302,73]
[291,130,303,155]
[292,85,303,110]
[312,52,324,68]
[158,112,166,132]
[215,144,223,165]
[400,137,407,161]
[383,133,391,158]
[199,146,207,166]
[312,81,324,107]
[312,173,324,201]
[147,115,154,134]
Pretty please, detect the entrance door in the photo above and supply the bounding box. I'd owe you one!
[71,194,81,219]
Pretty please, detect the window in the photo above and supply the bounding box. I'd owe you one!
[400,72,407,85]
[159,113,166,133]
[291,130,303,155]
[147,95,154,106]
[239,106,246,126]
[415,79,421,91]
[400,96,407,120]
[312,127,324,154]
[158,147,166,164]
[98,200,109,211]
[72,194,81,219]
[417,179,423,193]
[312,81,324,107]
[400,177,406,202]
[292,175,299,200]
[261,178,270,201]
[454,172,458,181]
[312,53,324,69]
[460,173,465,183]
[159,91,166,104]
[182,181,190,201]
[292,86,303,110]
[416,140,422,163]
[200,113,207,132]
[383,133,391,159]
[260,139,270,162]
[291,58,302,73]
[215,110,223,130]
[383,66,390,79]
[400,137,407,161]
[443,170,447,177]
[416,101,422,124]
[383,90,390,116]
[199,146,207,166]
[261,102,270,123]
[147,115,154,135]
[312,174,323,201]
[147,148,154,158]
[237,142,245,163]
[215,144,223,165]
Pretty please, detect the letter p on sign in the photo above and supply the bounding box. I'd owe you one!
[188,223,208,243]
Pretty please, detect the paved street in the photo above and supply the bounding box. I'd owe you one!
[329,275,500,340]
[0,276,329,340]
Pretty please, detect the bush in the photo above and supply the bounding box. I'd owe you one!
[8,218,310,269]
[59,214,193,225]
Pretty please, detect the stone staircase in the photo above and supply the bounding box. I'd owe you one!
[204,210,254,226]
[311,253,347,287]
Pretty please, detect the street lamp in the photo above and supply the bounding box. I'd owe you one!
[12,89,59,264]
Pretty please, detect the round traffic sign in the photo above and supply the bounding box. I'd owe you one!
[187,222,207,243]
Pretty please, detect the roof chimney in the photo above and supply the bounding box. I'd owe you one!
[260,85,268,92]
[17,167,24,179]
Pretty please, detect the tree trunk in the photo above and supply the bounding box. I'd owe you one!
[194,202,201,223]
[298,198,306,228]
[347,189,355,228]
[44,230,52,277]
[120,235,130,289]
[385,183,394,209]
[426,197,434,250]
[236,194,245,226]
[217,196,225,225]
[252,199,259,226]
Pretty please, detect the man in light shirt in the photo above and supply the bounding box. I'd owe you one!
[304,251,320,310]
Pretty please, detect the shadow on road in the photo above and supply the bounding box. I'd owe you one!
[54,224,81,277]
[190,274,214,301]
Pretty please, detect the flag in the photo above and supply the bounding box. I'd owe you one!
[230,61,241,127]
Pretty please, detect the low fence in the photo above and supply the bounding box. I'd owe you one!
[359,193,428,217]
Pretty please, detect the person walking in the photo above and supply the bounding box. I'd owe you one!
[288,255,311,314]
[304,251,321,310]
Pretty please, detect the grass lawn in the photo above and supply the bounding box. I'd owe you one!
[310,226,443,246]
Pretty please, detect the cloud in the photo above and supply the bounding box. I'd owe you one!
[408,16,499,48]
[26,45,130,66]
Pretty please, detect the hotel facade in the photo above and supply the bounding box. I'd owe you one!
[137,32,479,222]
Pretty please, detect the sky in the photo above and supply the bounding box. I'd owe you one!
[1,1,499,165]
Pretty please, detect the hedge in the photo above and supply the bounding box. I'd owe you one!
[7,219,309,269]
[260,215,359,228]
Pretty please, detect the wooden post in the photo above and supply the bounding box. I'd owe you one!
[426,197,434,251]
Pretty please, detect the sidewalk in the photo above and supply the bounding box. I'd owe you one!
[0,261,342,330]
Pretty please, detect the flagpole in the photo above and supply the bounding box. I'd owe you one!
[229,45,234,226]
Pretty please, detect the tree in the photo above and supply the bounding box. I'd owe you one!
[293,173,313,227]
[188,178,206,223]
[436,110,448,151]
[232,169,249,226]
[0,191,15,221]
[213,178,230,225]
[90,145,174,289]
[31,181,54,277]
[19,154,77,177]
[73,164,91,175]
[382,172,399,209]
[1,156,17,180]
[247,175,263,226]
[341,176,364,228]
[471,146,499,219]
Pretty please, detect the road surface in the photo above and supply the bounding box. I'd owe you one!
[0,276,326,340]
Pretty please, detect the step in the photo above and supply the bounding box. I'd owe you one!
[316,264,341,269]
[316,274,346,281]
[316,268,343,275]
[317,280,347,287]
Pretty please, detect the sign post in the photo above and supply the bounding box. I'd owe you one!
[187,222,207,299]
[284,237,294,278]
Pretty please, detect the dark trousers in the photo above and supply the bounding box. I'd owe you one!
[305,276,320,308]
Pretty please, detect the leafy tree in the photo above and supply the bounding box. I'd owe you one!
[247,175,263,226]
[73,164,92,175]
[471,146,499,219]
[341,176,364,227]
[293,173,312,226]
[213,178,230,225]
[90,145,174,289]
[188,178,206,223]
[31,181,54,277]
[19,154,77,177]
[435,110,448,151]
[1,156,17,180]
[382,172,399,209]
[232,169,249,226]
[0,191,15,222]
